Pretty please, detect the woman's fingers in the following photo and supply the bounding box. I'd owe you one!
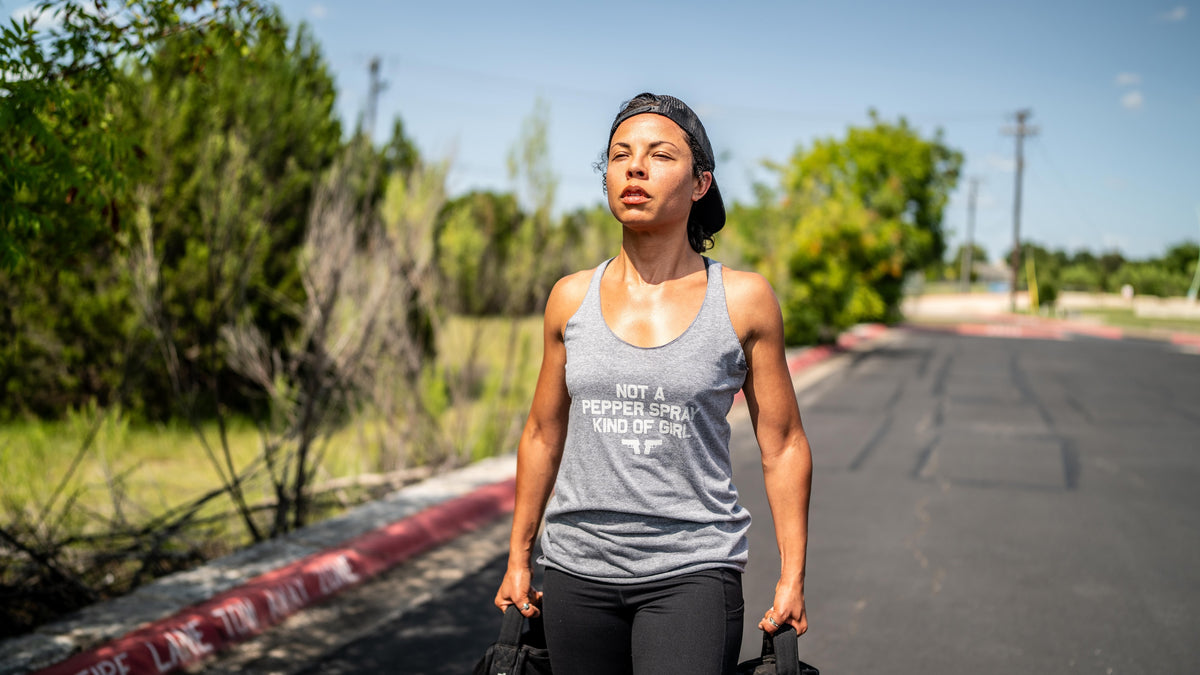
[495,579,544,617]
[758,606,779,633]
[758,605,807,634]
[519,589,544,617]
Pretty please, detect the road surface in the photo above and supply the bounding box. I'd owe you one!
[202,328,1200,674]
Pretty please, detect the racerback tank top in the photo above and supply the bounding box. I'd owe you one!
[538,257,752,582]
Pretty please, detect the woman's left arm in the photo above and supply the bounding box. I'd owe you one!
[728,270,813,636]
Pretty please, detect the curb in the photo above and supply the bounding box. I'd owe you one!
[733,323,890,406]
[2,323,894,675]
[1,457,517,675]
[904,314,1200,345]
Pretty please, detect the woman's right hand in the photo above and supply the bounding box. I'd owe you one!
[494,564,543,618]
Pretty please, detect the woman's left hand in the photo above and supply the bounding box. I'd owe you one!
[758,578,807,635]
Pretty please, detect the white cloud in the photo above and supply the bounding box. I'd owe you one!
[1121,90,1145,110]
[1115,72,1141,87]
[1155,6,1187,22]
[309,3,328,19]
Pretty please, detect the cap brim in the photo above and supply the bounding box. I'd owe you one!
[691,177,725,235]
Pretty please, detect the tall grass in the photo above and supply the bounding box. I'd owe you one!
[0,314,543,535]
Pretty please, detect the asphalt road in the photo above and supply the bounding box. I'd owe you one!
[203,328,1200,674]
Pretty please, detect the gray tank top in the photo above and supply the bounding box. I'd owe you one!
[538,257,751,582]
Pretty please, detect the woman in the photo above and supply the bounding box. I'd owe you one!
[494,92,812,675]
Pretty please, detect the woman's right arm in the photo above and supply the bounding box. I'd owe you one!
[494,274,584,618]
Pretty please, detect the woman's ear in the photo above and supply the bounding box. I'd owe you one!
[692,171,713,202]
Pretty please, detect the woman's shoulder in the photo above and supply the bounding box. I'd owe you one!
[544,265,601,329]
[717,263,779,306]
[716,263,783,341]
[549,267,597,305]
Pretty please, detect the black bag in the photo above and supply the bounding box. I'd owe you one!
[736,625,819,675]
[473,605,553,675]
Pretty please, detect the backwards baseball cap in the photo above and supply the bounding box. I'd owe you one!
[608,93,725,244]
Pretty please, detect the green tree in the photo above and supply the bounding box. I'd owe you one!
[0,1,275,419]
[1110,263,1188,297]
[558,203,624,275]
[125,7,342,418]
[781,196,908,343]
[1059,263,1102,292]
[730,113,961,343]
[1108,243,1196,298]
[1018,243,1063,307]
[435,190,526,314]
[780,111,963,268]
[434,99,565,316]
[1162,242,1200,277]
[1097,251,1126,291]
[946,243,988,282]
[1,0,264,268]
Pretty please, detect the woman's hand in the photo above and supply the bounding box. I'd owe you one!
[758,578,807,635]
[494,564,544,618]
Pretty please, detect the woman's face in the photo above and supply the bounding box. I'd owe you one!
[606,113,711,232]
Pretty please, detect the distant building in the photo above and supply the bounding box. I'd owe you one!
[973,261,1010,284]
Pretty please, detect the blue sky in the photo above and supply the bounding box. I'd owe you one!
[13,1,1199,261]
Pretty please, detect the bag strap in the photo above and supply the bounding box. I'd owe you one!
[759,625,800,675]
[498,605,525,646]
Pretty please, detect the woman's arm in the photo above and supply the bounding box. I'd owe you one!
[727,270,813,635]
[494,274,584,618]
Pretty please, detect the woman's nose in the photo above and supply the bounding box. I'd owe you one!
[626,155,647,178]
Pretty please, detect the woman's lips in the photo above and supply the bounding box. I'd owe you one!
[620,187,649,204]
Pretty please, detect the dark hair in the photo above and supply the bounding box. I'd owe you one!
[597,93,718,253]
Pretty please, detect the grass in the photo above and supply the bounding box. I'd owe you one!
[0,314,544,538]
[435,314,542,461]
[1074,307,1200,334]
[1,411,273,534]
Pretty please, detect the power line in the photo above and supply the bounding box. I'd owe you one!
[1027,137,1101,244]
[365,52,1011,126]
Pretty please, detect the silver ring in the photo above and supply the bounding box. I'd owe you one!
[522,603,531,611]
[767,616,779,628]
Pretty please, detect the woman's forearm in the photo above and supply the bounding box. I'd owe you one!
[761,432,813,582]
[507,425,564,567]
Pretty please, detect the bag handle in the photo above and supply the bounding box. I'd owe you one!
[498,605,525,646]
[759,625,801,675]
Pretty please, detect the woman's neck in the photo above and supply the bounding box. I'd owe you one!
[614,228,704,285]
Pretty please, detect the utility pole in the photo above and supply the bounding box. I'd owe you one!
[362,56,387,141]
[1003,109,1037,312]
[960,177,979,293]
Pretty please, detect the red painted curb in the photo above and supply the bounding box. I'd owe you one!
[1171,332,1200,347]
[31,478,516,675]
[733,324,890,405]
[954,323,1066,340]
[1054,323,1124,340]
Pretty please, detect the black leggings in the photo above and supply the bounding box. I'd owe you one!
[542,567,744,675]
